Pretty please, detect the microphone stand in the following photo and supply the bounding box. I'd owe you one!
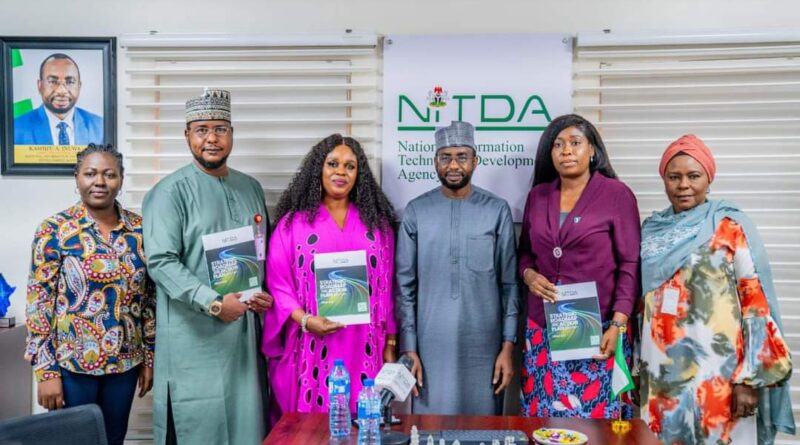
[380,403,409,445]
[376,355,416,445]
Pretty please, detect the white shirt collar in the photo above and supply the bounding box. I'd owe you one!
[44,107,76,130]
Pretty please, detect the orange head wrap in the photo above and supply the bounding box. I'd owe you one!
[658,134,716,182]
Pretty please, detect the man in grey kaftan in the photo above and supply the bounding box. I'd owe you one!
[395,121,519,415]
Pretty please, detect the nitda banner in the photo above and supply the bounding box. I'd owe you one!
[381,34,572,221]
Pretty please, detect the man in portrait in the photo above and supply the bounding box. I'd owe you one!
[13,53,103,145]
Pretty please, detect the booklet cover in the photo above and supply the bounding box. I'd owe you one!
[314,250,370,325]
[202,225,261,302]
[544,281,602,361]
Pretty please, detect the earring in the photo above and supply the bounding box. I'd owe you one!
[707,187,711,194]
[74,187,79,195]
[590,155,595,163]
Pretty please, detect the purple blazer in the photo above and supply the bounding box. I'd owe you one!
[518,173,641,328]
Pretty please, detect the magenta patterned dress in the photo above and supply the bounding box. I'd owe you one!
[262,203,396,423]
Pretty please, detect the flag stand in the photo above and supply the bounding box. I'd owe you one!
[610,324,632,435]
[611,394,631,434]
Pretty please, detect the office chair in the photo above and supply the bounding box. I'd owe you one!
[0,404,108,445]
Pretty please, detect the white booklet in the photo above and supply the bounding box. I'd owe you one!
[543,281,603,361]
[314,250,370,325]
[201,225,261,302]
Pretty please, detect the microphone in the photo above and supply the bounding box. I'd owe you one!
[375,354,417,409]
[373,354,417,445]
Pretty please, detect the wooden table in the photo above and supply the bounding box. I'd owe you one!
[264,413,661,444]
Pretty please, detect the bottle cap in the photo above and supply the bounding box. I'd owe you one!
[334,359,345,366]
[364,379,374,387]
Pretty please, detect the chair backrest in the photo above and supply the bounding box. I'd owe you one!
[0,404,108,445]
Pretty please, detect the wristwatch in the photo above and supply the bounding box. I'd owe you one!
[209,296,223,317]
[610,320,627,332]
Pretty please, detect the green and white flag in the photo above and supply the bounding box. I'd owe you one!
[11,48,34,118]
[611,329,634,399]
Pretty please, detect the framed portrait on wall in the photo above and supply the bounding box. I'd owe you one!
[0,36,116,175]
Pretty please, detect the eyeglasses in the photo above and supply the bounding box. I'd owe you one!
[191,126,231,138]
[436,153,473,165]
[44,78,79,88]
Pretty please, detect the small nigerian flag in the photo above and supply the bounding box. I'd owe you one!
[11,48,34,118]
[611,329,634,399]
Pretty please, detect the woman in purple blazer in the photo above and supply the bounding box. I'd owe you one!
[518,114,641,419]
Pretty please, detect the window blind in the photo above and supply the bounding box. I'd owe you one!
[118,33,382,215]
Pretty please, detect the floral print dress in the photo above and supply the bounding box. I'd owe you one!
[639,218,792,445]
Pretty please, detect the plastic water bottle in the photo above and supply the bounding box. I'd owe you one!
[329,359,352,438]
[357,379,381,445]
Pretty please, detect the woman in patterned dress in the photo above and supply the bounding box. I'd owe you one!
[638,134,793,445]
[24,144,155,445]
[262,134,397,424]
[518,114,641,419]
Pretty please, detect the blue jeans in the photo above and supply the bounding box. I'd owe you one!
[61,366,140,445]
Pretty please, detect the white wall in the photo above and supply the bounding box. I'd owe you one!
[2,0,800,36]
[1,177,74,322]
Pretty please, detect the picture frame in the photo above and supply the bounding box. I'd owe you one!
[0,36,116,175]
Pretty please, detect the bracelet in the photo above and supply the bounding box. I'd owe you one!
[300,314,312,333]
[610,320,627,333]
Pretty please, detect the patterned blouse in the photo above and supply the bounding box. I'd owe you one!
[25,203,156,382]
[639,218,792,445]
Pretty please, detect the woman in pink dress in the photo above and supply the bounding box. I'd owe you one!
[262,134,397,424]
